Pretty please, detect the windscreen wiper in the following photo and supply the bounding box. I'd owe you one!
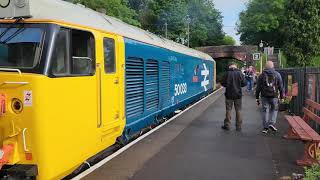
[1,27,25,44]
[0,17,23,43]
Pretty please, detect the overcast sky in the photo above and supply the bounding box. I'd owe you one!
[212,0,249,45]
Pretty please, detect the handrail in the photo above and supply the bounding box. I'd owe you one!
[0,82,29,88]
[72,56,92,62]
[3,82,29,85]
[0,68,22,75]
[97,63,102,128]
[22,128,29,152]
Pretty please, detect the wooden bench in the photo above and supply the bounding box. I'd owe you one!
[284,99,320,166]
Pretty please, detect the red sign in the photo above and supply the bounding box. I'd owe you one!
[292,83,298,97]
[192,76,198,82]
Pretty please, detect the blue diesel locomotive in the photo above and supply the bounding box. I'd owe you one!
[123,39,216,142]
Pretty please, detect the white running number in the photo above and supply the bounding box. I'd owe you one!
[174,83,187,96]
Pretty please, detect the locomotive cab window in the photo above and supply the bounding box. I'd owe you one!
[103,38,116,73]
[51,28,95,77]
[0,25,45,70]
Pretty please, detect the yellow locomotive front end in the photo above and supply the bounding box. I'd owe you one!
[0,1,127,179]
[0,22,47,178]
[0,21,115,179]
[0,72,44,174]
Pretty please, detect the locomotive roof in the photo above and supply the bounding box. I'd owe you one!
[0,0,214,61]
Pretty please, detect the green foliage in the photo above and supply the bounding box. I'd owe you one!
[238,0,320,67]
[129,0,225,47]
[216,59,245,82]
[187,0,225,47]
[67,0,225,47]
[282,0,320,67]
[304,164,320,180]
[237,0,285,47]
[311,56,320,67]
[253,52,287,71]
[223,35,236,45]
[72,0,141,26]
[279,51,287,68]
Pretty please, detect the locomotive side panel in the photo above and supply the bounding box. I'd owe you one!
[124,38,215,138]
[171,51,215,106]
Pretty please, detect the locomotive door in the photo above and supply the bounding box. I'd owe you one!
[99,34,121,139]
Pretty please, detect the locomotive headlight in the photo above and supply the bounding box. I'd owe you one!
[14,0,26,8]
[0,0,10,8]
[11,98,23,114]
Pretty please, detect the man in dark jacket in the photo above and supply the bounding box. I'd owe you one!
[256,61,284,134]
[221,63,247,131]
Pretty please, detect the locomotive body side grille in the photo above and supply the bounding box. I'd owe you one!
[145,60,159,111]
[126,57,144,118]
[160,61,170,107]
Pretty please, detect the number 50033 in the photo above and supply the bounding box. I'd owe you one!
[174,83,187,96]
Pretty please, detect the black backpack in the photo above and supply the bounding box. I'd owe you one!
[263,72,277,97]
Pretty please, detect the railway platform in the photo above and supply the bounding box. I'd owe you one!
[77,90,304,180]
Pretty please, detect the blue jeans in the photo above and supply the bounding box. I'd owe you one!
[261,98,279,129]
[247,79,253,91]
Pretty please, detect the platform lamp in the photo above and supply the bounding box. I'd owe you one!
[186,15,191,47]
[259,40,269,73]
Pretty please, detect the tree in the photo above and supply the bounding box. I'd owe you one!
[128,0,189,42]
[128,0,225,47]
[237,0,285,47]
[223,35,236,45]
[72,0,140,26]
[68,0,225,48]
[282,0,320,67]
[187,0,225,47]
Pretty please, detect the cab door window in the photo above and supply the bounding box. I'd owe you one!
[71,30,95,75]
[50,28,95,77]
[103,38,116,73]
[51,28,69,75]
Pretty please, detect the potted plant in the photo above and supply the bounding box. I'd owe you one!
[304,163,320,180]
[279,95,292,112]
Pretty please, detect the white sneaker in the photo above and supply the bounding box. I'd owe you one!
[262,128,268,134]
[268,125,278,132]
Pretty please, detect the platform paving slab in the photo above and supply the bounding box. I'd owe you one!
[83,92,304,180]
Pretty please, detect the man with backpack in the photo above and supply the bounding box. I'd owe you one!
[256,61,284,134]
[221,63,247,131]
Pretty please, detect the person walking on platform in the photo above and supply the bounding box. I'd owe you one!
[256,61,284,134]
[221,63,247,131]
[244,66,255,93]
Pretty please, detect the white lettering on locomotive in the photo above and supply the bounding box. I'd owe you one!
[201,63,210,91]
[24,90,32,107]
[174,83,187,96]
